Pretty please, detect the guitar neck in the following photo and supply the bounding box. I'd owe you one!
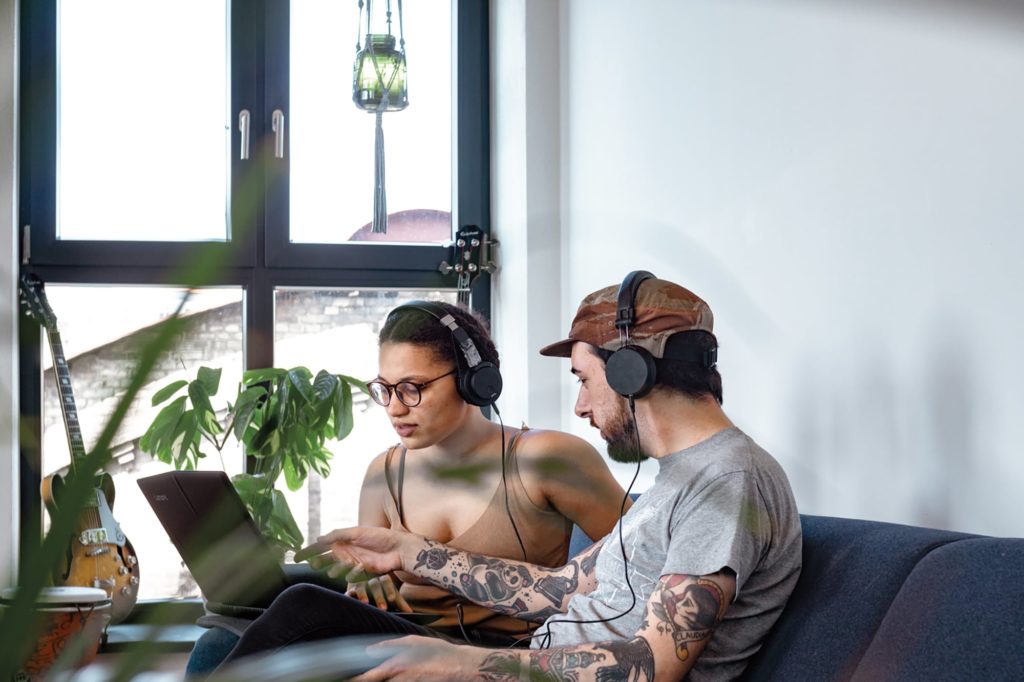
[45,328,88,465]
[455,225,484,306]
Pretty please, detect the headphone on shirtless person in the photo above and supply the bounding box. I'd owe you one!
[387,300,503,407]
[387,301,528,642]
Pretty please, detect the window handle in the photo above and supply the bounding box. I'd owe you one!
[238,109,251,160]
[272,109,286,159]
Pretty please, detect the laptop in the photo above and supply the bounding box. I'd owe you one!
[138,470,351,617]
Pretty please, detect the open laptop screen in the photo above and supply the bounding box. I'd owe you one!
[138,470,290,610]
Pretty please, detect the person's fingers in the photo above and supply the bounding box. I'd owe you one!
[367,578,387,610]
[327,560,355,580]
[349,639,404,681]
[380,576,412,613]
[391,589,414,613]
[347,581,369,604]
[317,527,361,545]
[350,665,389,682]
[293,540,331,563]
[379,575,398,604]
[345,562,373,583]
[305,552,335,570]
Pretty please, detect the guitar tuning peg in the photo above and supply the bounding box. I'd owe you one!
[438,260,454,275]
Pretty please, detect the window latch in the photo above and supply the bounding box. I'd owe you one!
[238,109,251,160]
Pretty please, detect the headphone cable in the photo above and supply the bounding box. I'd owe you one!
[456,403,530,646]
[514,396,643,649]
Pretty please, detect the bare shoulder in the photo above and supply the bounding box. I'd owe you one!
[358,447,399,526]
[361,446,397,487]
[514,429,606,470]
[514,429,626,534]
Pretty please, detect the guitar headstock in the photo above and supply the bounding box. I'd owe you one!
[19,273,58,331]
[439,225,498,304]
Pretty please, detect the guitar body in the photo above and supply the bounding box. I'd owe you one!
[21,273,141,625]
[41,472,140,624]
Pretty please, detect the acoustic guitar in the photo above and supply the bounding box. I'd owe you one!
[20,274,140,624]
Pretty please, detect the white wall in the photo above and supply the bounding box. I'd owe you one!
[535,0,1023,537]
[1,0,19,585]
[490,0,566,429]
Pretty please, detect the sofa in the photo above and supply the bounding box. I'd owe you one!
[570,514,1024,680]
[197,514,1024,679]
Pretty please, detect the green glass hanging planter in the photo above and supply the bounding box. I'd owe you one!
[353,33,408,112]
[352,1,408,234]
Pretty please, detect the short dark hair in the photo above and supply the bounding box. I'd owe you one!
[595,330,722,404]
[379,301,500,370]
[655,331,723,404]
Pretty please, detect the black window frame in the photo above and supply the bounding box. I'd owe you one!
[17,0,492,588]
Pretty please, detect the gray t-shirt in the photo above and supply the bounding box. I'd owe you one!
[534,427,801,681]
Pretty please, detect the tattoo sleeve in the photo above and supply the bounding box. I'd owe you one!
[646,572,730,667]
[476,572,732,681]
[408,539,589,623]
[479,638,655,682]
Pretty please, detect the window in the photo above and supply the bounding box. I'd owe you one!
[18,0,492,603]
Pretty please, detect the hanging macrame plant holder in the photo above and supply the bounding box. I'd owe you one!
[352,0,408,234]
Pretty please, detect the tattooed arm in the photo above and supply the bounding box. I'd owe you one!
[299,526,605,624]
[357,569,735,682]
[476,569,736,681]
[420,535,608,622]
[388,534,606,623]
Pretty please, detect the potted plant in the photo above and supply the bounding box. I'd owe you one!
[139,366,367,554]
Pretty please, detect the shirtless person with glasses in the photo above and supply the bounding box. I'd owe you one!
[204,301,629,670]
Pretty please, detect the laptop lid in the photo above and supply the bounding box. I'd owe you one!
[138,470,290,610]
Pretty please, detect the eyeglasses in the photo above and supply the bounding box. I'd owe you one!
[367,369,457,407]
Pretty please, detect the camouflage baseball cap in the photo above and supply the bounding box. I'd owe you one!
[538,278,714,358]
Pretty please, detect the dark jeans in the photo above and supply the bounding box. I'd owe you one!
[217,584,437,668]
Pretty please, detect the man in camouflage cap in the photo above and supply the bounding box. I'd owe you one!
[539,274,721,463]
[304,273,802,681]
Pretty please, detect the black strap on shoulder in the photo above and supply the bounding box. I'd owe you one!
[396,447,407,527]
[383,445,408,527]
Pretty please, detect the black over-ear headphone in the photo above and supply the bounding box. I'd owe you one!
[605,270,659,399]
[388,301,503,407]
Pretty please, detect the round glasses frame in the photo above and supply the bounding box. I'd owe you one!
[367,368,458,407]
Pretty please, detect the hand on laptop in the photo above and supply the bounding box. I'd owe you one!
[294,526,421,583]
[346,575,413,612]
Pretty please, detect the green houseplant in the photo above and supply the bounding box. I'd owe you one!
[139,366,367,554]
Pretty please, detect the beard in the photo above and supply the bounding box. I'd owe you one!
[602,402,650,463]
